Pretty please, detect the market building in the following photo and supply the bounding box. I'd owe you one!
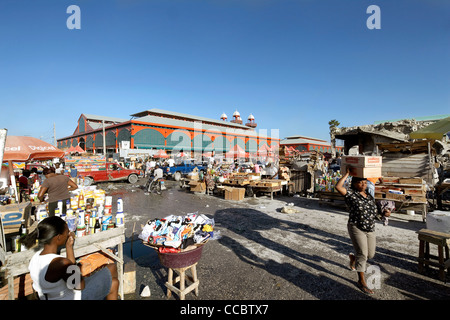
[57,108,279,158]
[280,135,343,156]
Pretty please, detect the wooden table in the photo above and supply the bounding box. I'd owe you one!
[317,191,346,207]
[375,197,428,222]
[0,227,125,300]
[417,229,450,281]
[222,179,287,200]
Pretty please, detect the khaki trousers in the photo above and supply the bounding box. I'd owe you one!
[347,223,376,272]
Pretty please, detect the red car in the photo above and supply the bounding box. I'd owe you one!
[74,162,141,186]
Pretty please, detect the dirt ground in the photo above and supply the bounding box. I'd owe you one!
[99,178,450,303]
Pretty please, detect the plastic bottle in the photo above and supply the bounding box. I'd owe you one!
[90,208,97,229]
[115,212,124,228]
[57,200,63,215]
[78,191,85,208]
[104,196,112,215]
[78,208,85,227]
[66,200,73,217]
[37,205,47,222]
[117,198,123,213]
[71,196,78,210]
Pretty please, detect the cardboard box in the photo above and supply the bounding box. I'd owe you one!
[385,193,408,201]
[0,202,31,230]
[341,156,382,167]
[380,176,399,184]
[224,187,245,201]
[341,164,382,178]
[189,181,206,193]
[403,188,426,196]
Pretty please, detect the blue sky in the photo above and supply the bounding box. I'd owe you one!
[0,0,448,144]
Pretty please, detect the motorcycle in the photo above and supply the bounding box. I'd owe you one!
[144,176,165,195]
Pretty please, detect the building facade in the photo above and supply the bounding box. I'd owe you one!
[57,108,279,158]
[280,135,343,156]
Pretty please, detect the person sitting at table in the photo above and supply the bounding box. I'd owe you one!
[21,216,119,300]
[18,169,31,201]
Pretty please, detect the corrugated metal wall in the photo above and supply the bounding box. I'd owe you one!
[290,170,312,194]
[381,153,434,184]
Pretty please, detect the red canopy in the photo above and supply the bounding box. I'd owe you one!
[3,136,65,162]
[225,145,246,158]
[65,145,85,154]
[257,144,271,156]
[176,151,187,158]
[154,149,169,158]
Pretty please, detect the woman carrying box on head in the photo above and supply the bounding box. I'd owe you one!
[335,166,390,295]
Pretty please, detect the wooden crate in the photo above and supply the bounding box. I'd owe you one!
[399,177,425,184]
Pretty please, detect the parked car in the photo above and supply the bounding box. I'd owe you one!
[162,160,207,181]
[65,156,141,186]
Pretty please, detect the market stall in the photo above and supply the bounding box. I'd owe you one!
[0,227,125,300]
[315,171,347,206]
[139,213,214,300]
[1,184,127,300]
[220,170,291,200]
[375,176,428,221]
[1,135,66,235]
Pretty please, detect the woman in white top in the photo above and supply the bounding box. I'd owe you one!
[21,216,119,300]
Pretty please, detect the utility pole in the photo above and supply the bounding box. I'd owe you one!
[102,120,106,156]
[53,123,57,146]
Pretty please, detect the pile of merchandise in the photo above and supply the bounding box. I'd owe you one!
[35,187,124,237]
[139,213,214,253]
[315,171,350,192]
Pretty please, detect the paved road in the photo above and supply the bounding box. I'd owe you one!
[98,178,450,303]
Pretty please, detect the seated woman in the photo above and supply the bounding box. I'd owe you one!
[20,216,119,300]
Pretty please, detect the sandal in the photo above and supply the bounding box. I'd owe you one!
[357,281,374,295]
[348,253,356,271]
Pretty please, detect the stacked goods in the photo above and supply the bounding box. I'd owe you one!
[248,179,282,187]
[139,213,214,253]
[36,186,122,237]
[315,171,349,192]
[279,167,290,181]
[375,176,427,203]
[65,155,106,173]
[224,172,261,185]
[341,155,382,178]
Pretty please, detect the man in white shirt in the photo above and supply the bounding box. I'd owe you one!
[153,165,163,180]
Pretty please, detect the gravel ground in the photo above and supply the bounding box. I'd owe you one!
[99,178,450,303]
